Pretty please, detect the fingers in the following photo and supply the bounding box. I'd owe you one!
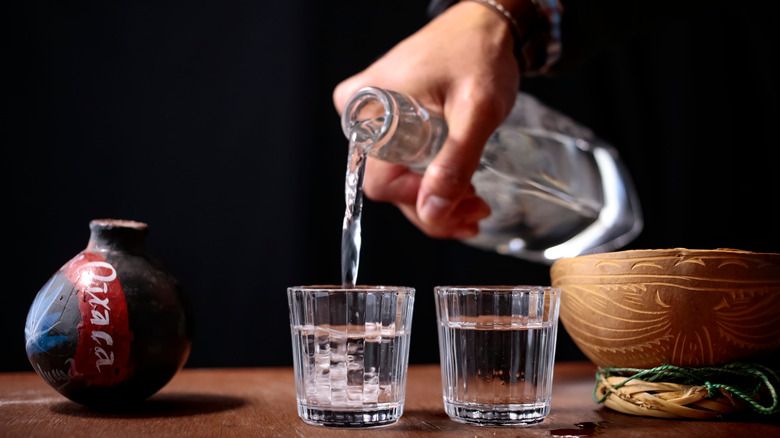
[362,158,491,240]
[362,159,421,206]
[416,91,504,227]
[336,81,510,239]
[397,194,490,239]
[331,1,521,240]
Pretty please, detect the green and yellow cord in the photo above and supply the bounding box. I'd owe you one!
[594,362,780,417]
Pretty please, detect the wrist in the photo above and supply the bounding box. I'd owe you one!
[457,0,562,74]
[453,1,516,52]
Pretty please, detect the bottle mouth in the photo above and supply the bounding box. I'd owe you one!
[90,219,148,231]
[340,87,396,149]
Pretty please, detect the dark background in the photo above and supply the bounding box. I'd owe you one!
[4,1,778,372]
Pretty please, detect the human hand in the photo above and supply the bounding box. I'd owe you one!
[333,2,522,239]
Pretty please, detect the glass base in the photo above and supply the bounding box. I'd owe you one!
[298,404,403,428]
[444,400,550,426]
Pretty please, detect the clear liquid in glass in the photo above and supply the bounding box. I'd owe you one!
[287,287,414,428]
[438,319,557,425]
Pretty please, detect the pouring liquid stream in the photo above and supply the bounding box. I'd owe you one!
[340,119,379,288]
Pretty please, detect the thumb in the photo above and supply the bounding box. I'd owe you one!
[417,98,500,226]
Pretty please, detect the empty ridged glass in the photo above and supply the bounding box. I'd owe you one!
[435,286,560,426]
[287,286,415,427]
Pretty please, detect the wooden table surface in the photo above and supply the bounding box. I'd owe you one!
[1,362,778,437]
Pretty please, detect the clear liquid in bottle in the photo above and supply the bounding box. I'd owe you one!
[341,88,642,264]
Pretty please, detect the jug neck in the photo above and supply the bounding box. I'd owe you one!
[86,219,148,254]
[341,87,447,173]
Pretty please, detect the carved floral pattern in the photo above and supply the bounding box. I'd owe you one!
[551,249,780,368]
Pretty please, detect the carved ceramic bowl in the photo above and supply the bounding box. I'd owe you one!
[550,248,780,368]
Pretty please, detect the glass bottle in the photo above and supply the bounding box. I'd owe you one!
[341,87,643,264]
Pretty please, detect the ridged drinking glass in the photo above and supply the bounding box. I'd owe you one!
[435,286,560,426]
[287,286,415,427]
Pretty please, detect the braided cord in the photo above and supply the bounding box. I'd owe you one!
[594,363,780,415]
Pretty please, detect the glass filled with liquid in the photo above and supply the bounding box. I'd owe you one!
[434,286,560,426]
[287,286,415,427]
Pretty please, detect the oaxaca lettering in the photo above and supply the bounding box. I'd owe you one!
[66,253,133,385]
[79,260,117,371]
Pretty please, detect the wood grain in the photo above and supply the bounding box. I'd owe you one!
[1,363,778,437]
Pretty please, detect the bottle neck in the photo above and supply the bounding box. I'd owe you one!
[341,87,447,173]
[86,219,148,254]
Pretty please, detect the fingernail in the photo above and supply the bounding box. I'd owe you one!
[420,195,453,224]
